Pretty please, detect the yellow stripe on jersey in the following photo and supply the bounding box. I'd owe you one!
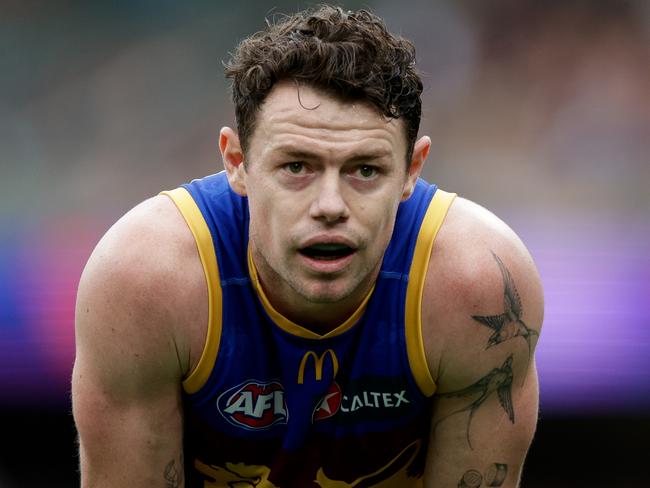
[161,188,222,394]
[405,189,456,397]
[247,246,374,340]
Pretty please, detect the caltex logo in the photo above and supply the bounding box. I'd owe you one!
[218,380,288,430]
[313,382,342,421]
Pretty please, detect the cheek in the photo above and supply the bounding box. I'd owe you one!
[247,194,271,238]
[248,195,292,247]
[361,200,400,247]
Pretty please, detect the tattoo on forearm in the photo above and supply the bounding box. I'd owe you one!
[458,469,483,488]
[164,458,184,488]
[434,355,515,449]
[458,463,508,488]
[471,251,538,363]
[485,463,508,486]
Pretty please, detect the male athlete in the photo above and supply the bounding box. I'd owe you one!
[72,6,543,488]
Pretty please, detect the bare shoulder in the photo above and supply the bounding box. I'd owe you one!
[74,194,207,390]
[422,196,544,389]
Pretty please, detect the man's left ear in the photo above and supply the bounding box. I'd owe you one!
[401,136,430,201]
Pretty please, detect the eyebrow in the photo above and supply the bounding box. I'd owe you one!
[276,148,391,163]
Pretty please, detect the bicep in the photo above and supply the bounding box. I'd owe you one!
[72,217,186,487]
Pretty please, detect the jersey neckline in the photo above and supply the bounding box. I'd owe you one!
[247,245,374,340]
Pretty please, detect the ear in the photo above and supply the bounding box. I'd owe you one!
[220,126,247,196]
[401,136,430,201]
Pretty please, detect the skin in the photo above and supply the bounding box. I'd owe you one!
[72,82,543,487]
[221,82,427,328]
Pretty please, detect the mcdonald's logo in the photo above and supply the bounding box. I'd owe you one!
[297,349,339,385]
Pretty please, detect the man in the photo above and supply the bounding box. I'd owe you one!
[72,6,543,488]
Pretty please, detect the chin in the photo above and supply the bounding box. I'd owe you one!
[295,279,364,305]
[301,291,351,305]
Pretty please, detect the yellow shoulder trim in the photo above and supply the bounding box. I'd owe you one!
[161,188,222,394]
[405,189,456,397]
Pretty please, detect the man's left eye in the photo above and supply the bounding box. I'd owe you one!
[357,165,377,178]
[285,162,305,174]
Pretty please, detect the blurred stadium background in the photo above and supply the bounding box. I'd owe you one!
[1,0,648,486]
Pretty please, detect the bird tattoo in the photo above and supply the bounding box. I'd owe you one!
[472,251,538,361]
[433,355,515,450]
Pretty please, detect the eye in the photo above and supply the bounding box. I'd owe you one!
[284,162,305,174]
[356,164,378,179]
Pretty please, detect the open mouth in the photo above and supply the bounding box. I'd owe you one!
[299,243,356,261]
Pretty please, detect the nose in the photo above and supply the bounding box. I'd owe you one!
[309,172,349,224]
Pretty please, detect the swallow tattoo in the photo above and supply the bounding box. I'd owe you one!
[472,251,538,361]
[163,458,183,488]
[434,355,515,450]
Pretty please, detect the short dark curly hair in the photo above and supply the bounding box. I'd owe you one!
[224,5,423,166]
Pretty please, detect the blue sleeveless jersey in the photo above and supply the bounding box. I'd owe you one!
[163,171,455,488]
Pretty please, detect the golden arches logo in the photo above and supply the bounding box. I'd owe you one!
[297,349,339,385]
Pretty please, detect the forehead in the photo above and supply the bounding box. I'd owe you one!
[248,82,406,159]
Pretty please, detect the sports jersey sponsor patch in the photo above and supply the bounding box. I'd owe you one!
[313,376,414,424]
[340,389,409,412]
[312,381,342,421]
[313,387,408,417]
[217,380,288,430]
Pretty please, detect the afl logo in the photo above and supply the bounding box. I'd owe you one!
[217,380,288,430]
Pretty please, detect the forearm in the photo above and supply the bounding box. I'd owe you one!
[77,415,185,488]
[73,364,185,487]
[423,365,539,488]
[424,443,525,488]
[79,443,184,488]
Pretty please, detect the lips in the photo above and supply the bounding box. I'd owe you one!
[297,237,358,272]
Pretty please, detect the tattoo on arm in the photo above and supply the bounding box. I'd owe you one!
[471,251,538,365]
[458,463,508,488]
[434,356,515,450]
[458,469,483,488]
[485,463,508,486]
[164,457,184,488]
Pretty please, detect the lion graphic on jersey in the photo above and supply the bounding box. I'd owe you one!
[195,460,279,488]
[315,440,422,487]
[194,440,421,487]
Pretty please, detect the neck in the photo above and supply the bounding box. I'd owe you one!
[249,249,377,334]
[264,288,361,334]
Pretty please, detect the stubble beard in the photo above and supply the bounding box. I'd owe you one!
[287,268,371,305]
[252,241,379,307]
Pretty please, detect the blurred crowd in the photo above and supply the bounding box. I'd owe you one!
[1,0,648,219]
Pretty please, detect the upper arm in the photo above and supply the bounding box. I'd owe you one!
[72,195,206,487]
[422,197,544,487]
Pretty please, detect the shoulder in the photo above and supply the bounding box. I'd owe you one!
[79,194,204,320]
[75,194,207,381]
[421,196,544,388]
[424,196,542,304]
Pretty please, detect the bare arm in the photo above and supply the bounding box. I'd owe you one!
[422,198,544,487]
[72,196,207,487]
